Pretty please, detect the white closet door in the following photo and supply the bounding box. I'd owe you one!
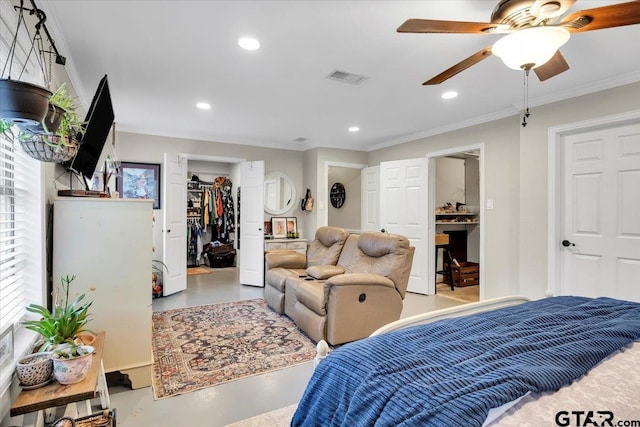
[239,161,265,286]
[162,152,187,296]
[361,166,379,232]
[380,158,428,294]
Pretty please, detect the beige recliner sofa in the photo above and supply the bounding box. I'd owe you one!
[265,228,415,346]
[264,227,349,315]
[292,232,414,345]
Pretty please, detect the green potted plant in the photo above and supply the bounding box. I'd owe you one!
[22,274,93,352]
[22,275,95,384]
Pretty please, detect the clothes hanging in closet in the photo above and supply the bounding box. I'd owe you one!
[187,221,202,265]
[201,177,235,242]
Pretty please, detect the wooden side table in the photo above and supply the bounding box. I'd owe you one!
[10,332,110,426]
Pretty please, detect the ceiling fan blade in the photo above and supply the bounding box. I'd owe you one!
[534,50,570,81]
[423,46,493,85]
[397,19,503,34]
[558,1,640,33]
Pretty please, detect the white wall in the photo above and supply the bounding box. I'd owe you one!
[517,82,640,300]
[369,116,520,299]
[435,157,465,208]
[302,148,368,241]
[40,74,640,304]
[368,81,640,300]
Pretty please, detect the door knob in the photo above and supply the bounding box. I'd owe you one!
[561,240,575,247]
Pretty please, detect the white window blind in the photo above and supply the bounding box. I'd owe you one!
[0,134,28,334]
[0,1,47,411]
[0,0,46,339]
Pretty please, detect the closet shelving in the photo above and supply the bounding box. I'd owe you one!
[435,212,478,225]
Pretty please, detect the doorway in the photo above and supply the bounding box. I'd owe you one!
[162,153,264,296]
[322,161,367,231]
[427,144,485,299]
[327,166,361,232]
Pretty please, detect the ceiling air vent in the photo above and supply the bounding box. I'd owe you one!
[293,137,309,143]
[326,69,367,85]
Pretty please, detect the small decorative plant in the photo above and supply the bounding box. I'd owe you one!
[22,275,93,354]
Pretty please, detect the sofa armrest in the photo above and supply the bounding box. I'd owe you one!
[324,273,395,289]
[306,265,345,280]
[265,251,306,269]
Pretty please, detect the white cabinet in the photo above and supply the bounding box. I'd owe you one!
[53,198,153,389]
[264,238,307,254]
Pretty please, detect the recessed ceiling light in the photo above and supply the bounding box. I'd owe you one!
[196,102,211,110]
[238,37,260,51]
[348,126,360,133]
[441,91,458,100]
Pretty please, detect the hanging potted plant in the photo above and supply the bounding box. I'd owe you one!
[0,78,52,128]
[17,84,85,163]
[0,3,55,127]
[22,84,69,135]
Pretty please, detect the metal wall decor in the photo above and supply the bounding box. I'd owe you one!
[330,182,346,209]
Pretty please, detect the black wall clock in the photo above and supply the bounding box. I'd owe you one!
[330,182,346,208]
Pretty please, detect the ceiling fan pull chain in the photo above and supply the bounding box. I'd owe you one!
[522,68,531,127]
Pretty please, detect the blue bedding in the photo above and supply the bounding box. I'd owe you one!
[293,296,640,427]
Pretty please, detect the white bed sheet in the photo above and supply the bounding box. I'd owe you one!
[487,341,640,426]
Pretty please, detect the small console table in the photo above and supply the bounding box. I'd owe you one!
[10,331,110,426]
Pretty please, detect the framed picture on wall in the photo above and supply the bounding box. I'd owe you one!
[116,162,161,209]
[272,217,287,238]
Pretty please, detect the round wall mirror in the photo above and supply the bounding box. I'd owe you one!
[264,172,296,215]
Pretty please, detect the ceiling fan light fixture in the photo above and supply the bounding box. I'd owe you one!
[441,91,458,99]
[492,26,570,70]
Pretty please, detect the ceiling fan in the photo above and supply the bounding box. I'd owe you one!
[398,0,640,85]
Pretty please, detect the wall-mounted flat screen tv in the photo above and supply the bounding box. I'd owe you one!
[65,74,114,181]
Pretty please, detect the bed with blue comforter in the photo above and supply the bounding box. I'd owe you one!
[292,296,640,427]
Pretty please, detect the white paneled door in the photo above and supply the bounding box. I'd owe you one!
[163,152,187,296]
[361,166,379,232]
[240,161,265,286]
[380,158,428,294]
[561,122,640,301]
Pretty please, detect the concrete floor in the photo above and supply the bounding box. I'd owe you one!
[107,268,464,426]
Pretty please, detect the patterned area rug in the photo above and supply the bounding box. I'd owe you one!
[152,299,317,399]
[186,266,212,276]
